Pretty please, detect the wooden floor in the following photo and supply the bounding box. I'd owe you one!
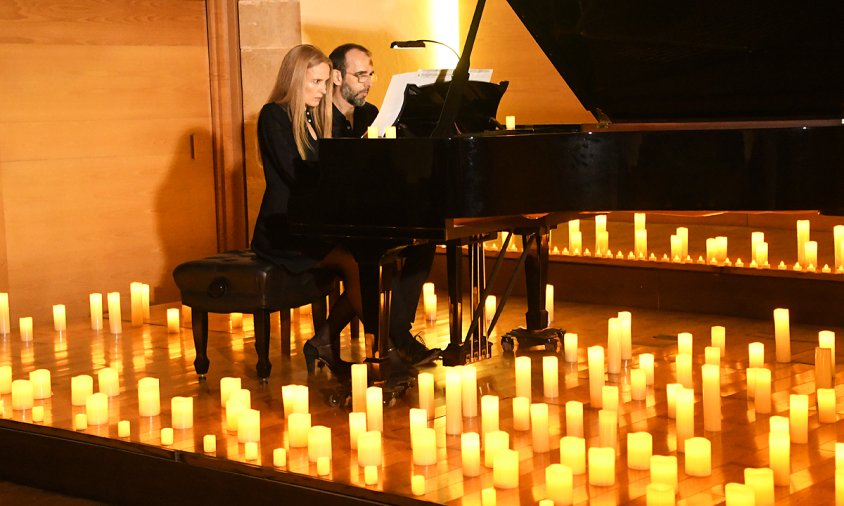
[1,293,843,505]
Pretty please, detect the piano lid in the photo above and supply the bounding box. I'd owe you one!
[505,0,844,123]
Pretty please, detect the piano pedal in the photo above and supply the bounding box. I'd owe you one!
[501,327,564,352]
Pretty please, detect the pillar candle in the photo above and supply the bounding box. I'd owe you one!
[273,448,287,468]
[666,383,682,419]
[0,293,9,335]
[684,437,711,477]
[559,436,586,475]
[71,375,94,407]
[796,219,810,265]
[634,229,648,259]
[424,293,437,321]
[650,455,678,493]
[484,295,496,327]
[602,385,620,413]
[412,427,437,466]
[19,317,33,342]
[220,377,241,406]
[618,311,632,361]
[287,412,311,448]
[160,427,173,446]
[364,465,378,485]
[678,332,693,356]
[351,363,367,413]
[545,463,573,506]
[805,240,818,269]
[835,225,844,270]
[588,447,615,486]
[837,469,844,506]
[568,219,580,252]
[481,395,499,436]
[543,356,559,398]
[749,342,765,368]
[675,353,693,389]
[348,411,367,450]
[52,304,66,332]
[754,368,772,414]
[445,366,463,435]
[711,326,726,357]
[97,367,119,397]
[366,386,383,433]
[702,364,721,432]
[676,387,694,452]
[357,430,382,467]
[744,467,775,506]
[385,126,397,138]
[462,365,478,417]
[769,429,790,486]
[0,365,12,394]
[818,387,837,423]
[314,455,329,475]
[11,380,34,410]
[307,425,331,462]
[31,406,44,423]
[789,394,808,444]
[74,413,88,431]
[166,308,180,333]
[515,356,532,401]
[725,483,755,506]
[646,483,675,506]
[513,396,530,431]
[411,475,425,496]
[670,234,682,262]
[640,353,655,385]
[588,346,605,408]
[462,432,481,477]
[565,401,583,437]
[367,125,379,138]
[546,284,555,322]
[598,409,618,449]
[492,449,519,489]
[85,392,109,425]
[241,441,257,462]
[746,367,759,399]
[531,403,550,453]
[89,293,103,331]
[704,346,721,366]
[837,442,844,469]
[118,420,131,438]
[484,430,510,468]
[563,333,578,363]
[129,282,143,326]
[137,377,160,417]
[107,291,122,334]
[29,369,51,400]
[773,308,791,363]
[172,396,194,430]
[607,318,622,375]
[627,431,653,471]
[631,369,647,401]
[820,330,837,373]
[418,372,434,418]
[596,229,609,257]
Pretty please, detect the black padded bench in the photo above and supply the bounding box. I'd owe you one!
[172,250,336,380]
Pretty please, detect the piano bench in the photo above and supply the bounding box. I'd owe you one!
[172,250,336,380]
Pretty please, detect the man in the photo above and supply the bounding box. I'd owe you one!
[329,43,440,367]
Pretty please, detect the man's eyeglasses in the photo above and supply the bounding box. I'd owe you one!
[346,71,377,84]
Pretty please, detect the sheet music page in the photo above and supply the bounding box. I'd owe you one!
[369,69,493,137]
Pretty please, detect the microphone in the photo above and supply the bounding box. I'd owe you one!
[389,39,460,61]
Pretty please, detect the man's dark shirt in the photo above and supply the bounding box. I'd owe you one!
[332,102,379,138]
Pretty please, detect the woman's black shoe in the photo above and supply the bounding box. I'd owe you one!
[303,340,353,380]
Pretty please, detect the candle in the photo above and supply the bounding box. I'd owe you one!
[618,311,632,361]
[273,448,287,468]
[588,447,615,486]
[240,441,257,462]
[675,354,692,388]
[412,427,437,466]
[484,295,496,327]
[559,436,585,475]
[601,385,619,413]
[513,396,530,431]
[650,455,678,493]
[837,442,844,469]
[160,427,173,446]
[684,437,711,477]
[29,369,51,400]
[74,413,88,431]
[484,430,509,468]
[640,353,655,385]
[411,474,425,496]
[0,293,9,335]
[816,346,834,389]
[588,346,605,408]
[607,318,621,375]
[545,284,555,322]
[357,430,382,467]
[220,377,241,406]
[725,483,755,505]
[11,380,34,410]
[118,420,131,438]
[307,425,331,462]
[366,386,383,432]
[364,465,378,485]
[744,467,775,506]
[171,396,194,430]
[789,394,808,444]
[418,372,434,418]
[564,333,578,363]
[711,326,726,357]
[596,226,609,257]
[130,282,143,326]
[646,483,675,506]
[565,400,583,437]
[463,365,478,417]
[85,392,109,425]
[634,229,648,259]
[347,411,367,451]
[805,240,818,269]
[423,283,437,321]
[678,332,693,356]
[749,342,765,368]
[97,367,119,397]
[702,364,721,432]
[820,330,837,373]
[769,430,790,486]
[505,115,515,130]
[445,367,463,435]
[492,449,519,489]
[19,317,33,341]
[531,403,550,453]
[670,234,682,262]
[837,469,844,506]
[754,368,772,414]
[545,463,573,505]
[287,412,311,448]
[89,293,103,331]
[0,366,11,394]
[482,488,496,506]
[676,387,694,452]
[384,126,397,139]
[462,432,481,477]
[314,455,329,476]
[71,375,94,406]
[52,304,66,332]
[666,383,682,419]
[797,219,810,266]
[166,308,180,333]
[704,346,721,366]
[515,356,532,401]
[107,291,122,334]
[627,431,653,471]
[631,369,647,401]
[543,356,559,398]
[598,409,618,449]
[481,395,499,436]
[818,388,837,423]
[225,390,250,432]
[367,125,379,138]
[137,377,160,417]
[773,308,791,362]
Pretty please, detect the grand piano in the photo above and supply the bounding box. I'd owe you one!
[289,0,844,368]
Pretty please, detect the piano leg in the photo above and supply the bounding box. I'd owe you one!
[442,241,464,366]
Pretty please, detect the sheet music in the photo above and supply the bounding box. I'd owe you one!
[369,69,493,137]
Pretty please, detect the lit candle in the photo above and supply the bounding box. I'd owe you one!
[588,447,615,486]
[107,291,122,335]
[646,483,675,505]
[367,125,379,138]
[596,218,609,255]
[565,400,583,437]
[445,366,463,435]
[366,386,383,432]
[129,282,144,326]
[481,395,499,436]
[484,295,496,327]
[71,375,94,406]
[627,431,653,471]
[634,229,648,259]
[744,467,774,506]
[492,448,519,489]
[607,318,621,375]
[796,219,810,266]
[422,283,436,321]
[505,115,516,130]
[412,427,437,466]
[676,387,694,452]
[225,390,249,432]
[816,346,834,389]
[0,293,9,335]
[618,311,632,361]
[702,364,721,432]
[97,367,119,397]
[666,383,681,419]
[461,432,481,477]
[350,363,367,413]
[711,326,726,357]
[675,353,692,388]
[543,356,559,398]
[746,367,758,399]
[725,483,755,506]
[364,465,378,485]
[19,317,33,342]
[545,463,573,505]
[484,430,509,468]
[546,284,555,322]
[515,356,532,401]
[220,377,241,406]
[837,469,844,506]
[0,366,11,395]
[307,425,331,462]
[675,226,688,259]
[559,436,586,474]
[287,412,311,448]
[564,332,578,363]
[357,430,382,467]
[820,330,836,373]
[11,380,34,410]
[650,455,678,493]
[749,342,765,368]
[837,442,844,469]
[769,429,790,486]
[85,392,109,425]
[172,396,194,430]
[773,308,791,362]
[631,369,646,401]
[88,293,103,331]
[137,377,160,417]
[678,332,693,356]
[418,372,435,418]
[242,442,258,462]
[165,308,180,333]
[531,403,550,453]
[160,427,173,446]
[704,346,721,366]
[684,437,711,477]
[74,413,88,431]
[462,365,478,417]
[754,368,772,414]
[818,388,837,423]
[588,346,605,408]
[52,304,66,332]
[602,385,619,412]
[273,448,287,468]
[640,353,655,385]
[349,411,367,450]
[513,396,530,431]
[29,369,51,400]
[598,409,617,449]
[789,394,808,444]
[671,234,682,262]
[805,240,818,269]
[118,420,131,438]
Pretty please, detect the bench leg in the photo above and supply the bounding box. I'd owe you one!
[254,309,272,381]
[280,309,292,357]
[192,309,210,377]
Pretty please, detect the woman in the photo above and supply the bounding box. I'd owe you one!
[251,44,363,379]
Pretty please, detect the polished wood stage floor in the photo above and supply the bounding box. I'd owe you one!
[1,294,842,505]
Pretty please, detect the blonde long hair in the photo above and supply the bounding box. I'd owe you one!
[267,44,333,159]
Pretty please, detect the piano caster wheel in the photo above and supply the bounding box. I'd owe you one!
[545,339,558,352]
[197,374,207,382]
[327,389,352,409]
[500,336,515,353]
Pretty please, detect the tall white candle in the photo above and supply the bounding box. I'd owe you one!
[565,400,583,437]
[461,432,481,477]
[754,368,772,414]
[130,282,144,326]
[627,431,652,470]
[515,356,532,401]
[818,387,837,423]
[588,346,605,408]
[19,317,33,342]
[789,394,808,444]
[564,332,578,363]
[560,436,586,474]
[484,295,496,327]
[141,283,150,322]
[675,353,693,388]
[0,365,11,394]
[816,346,835,389]
[366,386,383,432]
[749,341,765,368]
[805,240,818,269]
[678,332,693,356]
[711,326,726,357]
[513,396,530,431]
[349,411,367,450]
[107,291,122,334]
[666,383,681,419]
[492,449,519,489]
[796,219,810,266]
[607,318,622,375]
[0,293,9,335]
[481,395,499,437]
[773,308,791,362]
[542,356,559,398]
[546,284,555,322]
[445,366,463,435]
[52,304,66,332]
[352,363,367,413]
[418,372,435,418]
[89,293,103,331]
[568,219,580,252]
[769,428,790,486]
[598,409,617,449]
[618,311,632,361]
[634,229,648,259]
[702,364,721,432]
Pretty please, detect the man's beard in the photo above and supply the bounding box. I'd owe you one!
[342,82,367,107]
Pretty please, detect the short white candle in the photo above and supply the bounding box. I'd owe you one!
[505,115,516,130]
[418,372,435,418]
[627,431,653,470]
[316,456,330,476]
[0,365,12,394]
[287,412,311,448]
[462,365,478,417]
[481,488,496,506]
[52,304,66,332]
[744,467,775,506]
[71,375,94,407]
[445,367,463,435]
[559,436,586,475]
[749,342,765,368]
[640,353,655,385]
[481,395,499,437]
[273,448,287,467]
[492,448,519,489]
[307,425,332,462]
[542,356,559,398]
[367,125,379,138]
[646,483,675,505]
[461,432,481,477]
[587,346,605,408]
[650,455,678,493]
[29,369,51,400]
[85,392,109,425]
[565,400,583,437]
[684,437,711,477]
[531,403,550,453]
[411,474,425,496]
[137,377,160,417]
[364,465,378,485]
[244,441,258,462]
[160,427,173,446]
[545,463,573,505]
[171,396,194,430]
[564,332,578,363]
[484,430,509,468]
[512,396,530,431]
[220,377,241,406]
[385,126,397,139]
[588,447,615,486]
[19,316,33,342]
[773,308,791,362]
[818,388,837,423]
[366,386,383,432]
[107,291,122,335]
[357,430,382,467]
[631,369,647,401]
[412,427,437,466]
[167,308,180,333]
[118,420,131,438]
[225,390,250,432]
[75,413,88,431]
[11,379,34,410]
[97,367,120,397]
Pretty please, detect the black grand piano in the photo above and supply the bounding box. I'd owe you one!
[289,0,844,370]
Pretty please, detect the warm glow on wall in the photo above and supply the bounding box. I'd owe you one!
[431,0,460,68]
